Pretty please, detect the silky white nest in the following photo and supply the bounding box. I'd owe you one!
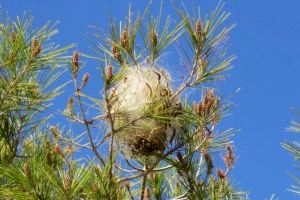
[111,64,177,158]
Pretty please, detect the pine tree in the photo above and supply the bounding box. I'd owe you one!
[0,2,246,199]
[283,113,300,196]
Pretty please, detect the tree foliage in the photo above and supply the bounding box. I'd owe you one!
[283,117,300,196]
[0,2,246,200]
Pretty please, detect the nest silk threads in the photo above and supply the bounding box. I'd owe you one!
[111,65,176,159]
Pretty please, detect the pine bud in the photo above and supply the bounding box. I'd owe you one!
[112,45,123,64]
[194,19,202,43]
[94,166,101,175]
[46,151,54,166]
[31,39,42,57]
[198,58,208,74]
[65,97,74,116]
[9,50,14,64]
[50,126,61,139]
[226,144,232,155]
[224,144,234,169]
[216,168,226,179]
[63,175,72,191]
[199,128,206,141]
[23,161,31,178]
[196,89,220,118]
[92,181,99,192]
[120,29,128,48]
[72,51,79,78]
[105,64,113,83]
[81,72,90,88]
[117,190,123,200]
[53,144,63,156]
[64,145,74,155]
[195,20,202,36]
[150,30,158,48]
[11,32,16,43]
[194,102,203,115]
[204,152,213,175]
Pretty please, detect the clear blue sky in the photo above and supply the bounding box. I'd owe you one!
[2,0,300,199]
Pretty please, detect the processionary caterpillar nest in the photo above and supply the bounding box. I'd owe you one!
[110,64,180,159]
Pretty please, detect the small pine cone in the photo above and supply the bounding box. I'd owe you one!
[23,162,31,178]
[200,89,219,116]
[194,20,202,41]
[63,175,72,191]
[198,58,208,74]
[144,188,151,200]
[150,30,158,48]
[46,151,54,166]
[65,97,74,116]
[12,32,17,43]
[199,128,206,141]
[53,144,63,156]
[81,72,90,88]
[92,181,99,192]
[224,144,234,169]
[216,168,226,180]
[226,144,232,155]
[111,45,122,63]
[64,145,74,155]
[120,29,128,48]
[9,51,14,64]
[31,39,42,57]
[199,58,207,68]
[117,190,123,200]
[72,51,79,78]
[204,152,213,175]
[50,126,61,139]
[194,102,203,115]
[105,64,113,82]
[94,166,101,175]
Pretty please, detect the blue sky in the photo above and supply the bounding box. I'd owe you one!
[2,0,300,199]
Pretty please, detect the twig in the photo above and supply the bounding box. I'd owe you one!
[115,164,138,173]
[172,60,198,100]
[126,185,135,200]
[152,165,173,172]
[124,157,145,172]
[96,132,111,147]
[73,78,105,166]
[60,136,92,150]
[91,114,108,122]
[140,165,147,200]
[104,87,116,179]
[118,143,185,183]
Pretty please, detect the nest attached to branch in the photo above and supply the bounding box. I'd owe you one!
[110,64,179,159]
